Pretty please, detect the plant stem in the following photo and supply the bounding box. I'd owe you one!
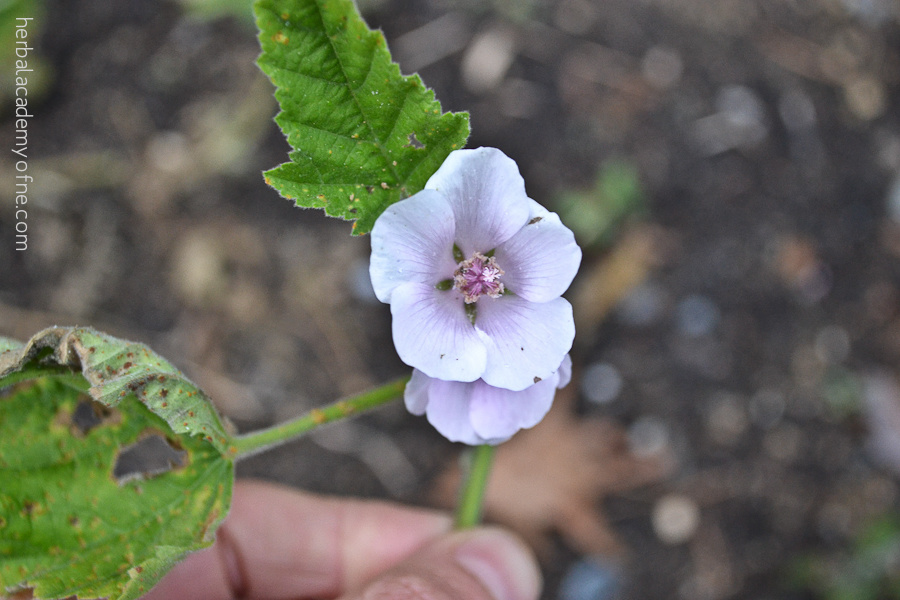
[454,444,496,529]
[230,375,409,460]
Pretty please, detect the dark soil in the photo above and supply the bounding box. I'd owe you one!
[3,0,900,598]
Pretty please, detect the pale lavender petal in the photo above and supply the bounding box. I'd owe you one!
[476,296,575,391]
[555,354,573,389]
[421,378,483,445]
[390,282,487,382]
[525,198,549,220]
[425,148,531,255]
[370,190,458,303]
[468,377,558,442]
[404,369,432,415]
[494,210,581,303]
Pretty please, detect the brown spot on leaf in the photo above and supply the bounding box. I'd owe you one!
[199,507,221,540]
[311,409,327,425]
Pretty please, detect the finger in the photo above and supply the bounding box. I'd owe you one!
[141,479,452,600]
[341,528,542,600]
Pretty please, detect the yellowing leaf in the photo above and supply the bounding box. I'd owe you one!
[0,327,235,600]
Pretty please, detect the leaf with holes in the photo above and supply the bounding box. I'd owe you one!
[0,327,235,600]
[256,0,470,235]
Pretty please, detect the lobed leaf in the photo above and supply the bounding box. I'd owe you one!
[0,327,235,600]
[255,0,470,235]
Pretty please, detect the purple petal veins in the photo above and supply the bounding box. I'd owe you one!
[426,148,531,255]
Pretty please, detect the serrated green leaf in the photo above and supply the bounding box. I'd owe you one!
[0,327,235,600]
[255,0,470,235]
[0,327,235,456]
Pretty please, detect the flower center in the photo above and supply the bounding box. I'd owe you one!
[453,252,504,304]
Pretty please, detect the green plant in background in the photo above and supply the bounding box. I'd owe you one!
[0,0,50,108]
[821,366,865,418]
[791,515,900,600]
[178,0,257,23]
[557,158,646,249]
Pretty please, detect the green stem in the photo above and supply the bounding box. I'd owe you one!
[231,375,409,460]
[454,444,496,529]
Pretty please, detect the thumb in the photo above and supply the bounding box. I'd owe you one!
[341,528,541,600]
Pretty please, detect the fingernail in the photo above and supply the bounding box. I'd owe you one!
[454,529,542,600]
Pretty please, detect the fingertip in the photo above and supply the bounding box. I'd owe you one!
[344,527,542,600]
[140,545,230,600]
[453,528,542,600]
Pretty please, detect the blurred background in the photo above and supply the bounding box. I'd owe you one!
[2,0,900,598]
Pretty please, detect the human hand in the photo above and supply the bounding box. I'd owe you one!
[141,480,541,600]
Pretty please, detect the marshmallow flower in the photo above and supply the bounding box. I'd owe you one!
[370,147,581,392]
[405,356,572,445]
